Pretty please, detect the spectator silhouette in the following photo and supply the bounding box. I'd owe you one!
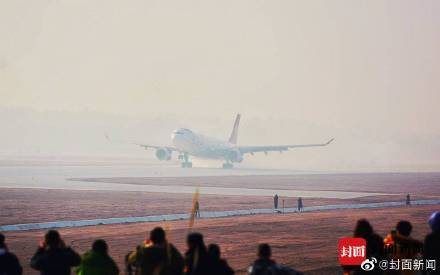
[384,221,422,259]
[344,219,384,275]
[127,227,184,275]
[248,243,302,275]
[297,197,303,212]
[75,239,119,275]
[195,201,201,218]
[424,211,440,275]
[30,230,81,275]
[0,233,23,275]
[184,232,211,275]
[207,244,234,275]
[248,244,276,275]
[274,194,279,209]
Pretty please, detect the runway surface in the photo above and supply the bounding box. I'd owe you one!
[2,199,439,232]
[0,160,392,199]
[0,182,386,199]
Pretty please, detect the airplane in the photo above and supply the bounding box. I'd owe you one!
[113,114,334,169]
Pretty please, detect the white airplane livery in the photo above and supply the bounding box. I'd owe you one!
[126,114,334,168]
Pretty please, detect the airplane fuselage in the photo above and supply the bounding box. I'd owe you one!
[171,128,241,162]
[129,114,333,168]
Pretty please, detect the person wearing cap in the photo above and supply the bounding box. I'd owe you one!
[424,211,440,275]
[0,233,23,275]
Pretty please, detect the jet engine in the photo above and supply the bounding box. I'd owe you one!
[227,149,243,163]
[155,148,172,161]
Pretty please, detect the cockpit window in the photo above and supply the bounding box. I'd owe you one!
[173,128,192,135]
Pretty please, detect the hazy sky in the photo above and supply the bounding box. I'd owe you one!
[1,0,439,171]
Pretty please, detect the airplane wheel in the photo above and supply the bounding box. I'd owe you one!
[222,163,233,169]
[181,162,193,168]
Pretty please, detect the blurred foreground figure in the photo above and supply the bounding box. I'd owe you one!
[128,227,184,275]
[248,243,302,275]
[344,219,384,275]
[424,211,440,275]
[384,221,422,275]
[207,244,234,275]
[30,230,81,275]
[0,233,22,275]
[184,232,211,275]
[75,239,119,275]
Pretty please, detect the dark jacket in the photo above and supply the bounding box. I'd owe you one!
[349,233,384,275]
[366,233,385,260]
[424,231,440,275]
[128,243,183,275]
[249,259,302,275]
[31,247,81,275]
[210,257,234,275]
[75,250,119,275]
[383,232,422,275]
[184,248,211,275]
[0,248,22,275]
[249,258,276,275]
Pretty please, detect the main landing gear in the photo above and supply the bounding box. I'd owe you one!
[179,152,192,168]
[181,162,192,168]
[222,162,233,169]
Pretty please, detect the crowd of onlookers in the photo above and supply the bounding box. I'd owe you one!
[0,211,438,275]
[345,211,440,275]
[0,227,303,275]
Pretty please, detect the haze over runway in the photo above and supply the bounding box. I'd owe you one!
[0,158,387,199]
[1,0,440,171]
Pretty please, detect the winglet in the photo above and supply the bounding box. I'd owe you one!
[228,114,241,144]
[325,138,335,145]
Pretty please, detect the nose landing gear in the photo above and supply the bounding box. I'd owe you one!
[179,152,192,168]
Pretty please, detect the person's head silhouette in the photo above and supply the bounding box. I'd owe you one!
[257,243,271,259]
[45,230,62,249]
[92,239,108,255]
[150,227,166,245]
[354,219,373,238]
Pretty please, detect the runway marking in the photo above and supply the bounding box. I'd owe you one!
[1,199,439,232]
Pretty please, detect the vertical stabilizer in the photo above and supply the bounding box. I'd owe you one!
[228,114,241,144]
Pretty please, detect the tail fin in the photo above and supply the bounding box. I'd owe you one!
[228,114,241,144]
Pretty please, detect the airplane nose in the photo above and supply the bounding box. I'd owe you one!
[171,132,181,143]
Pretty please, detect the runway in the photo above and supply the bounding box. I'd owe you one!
[0,160,392,199]
[2,199,439,232]
[0,182,387,199]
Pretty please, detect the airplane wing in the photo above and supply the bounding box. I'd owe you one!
[133,143,179,152]
[238,138,334,155]
[105,134,179,152]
